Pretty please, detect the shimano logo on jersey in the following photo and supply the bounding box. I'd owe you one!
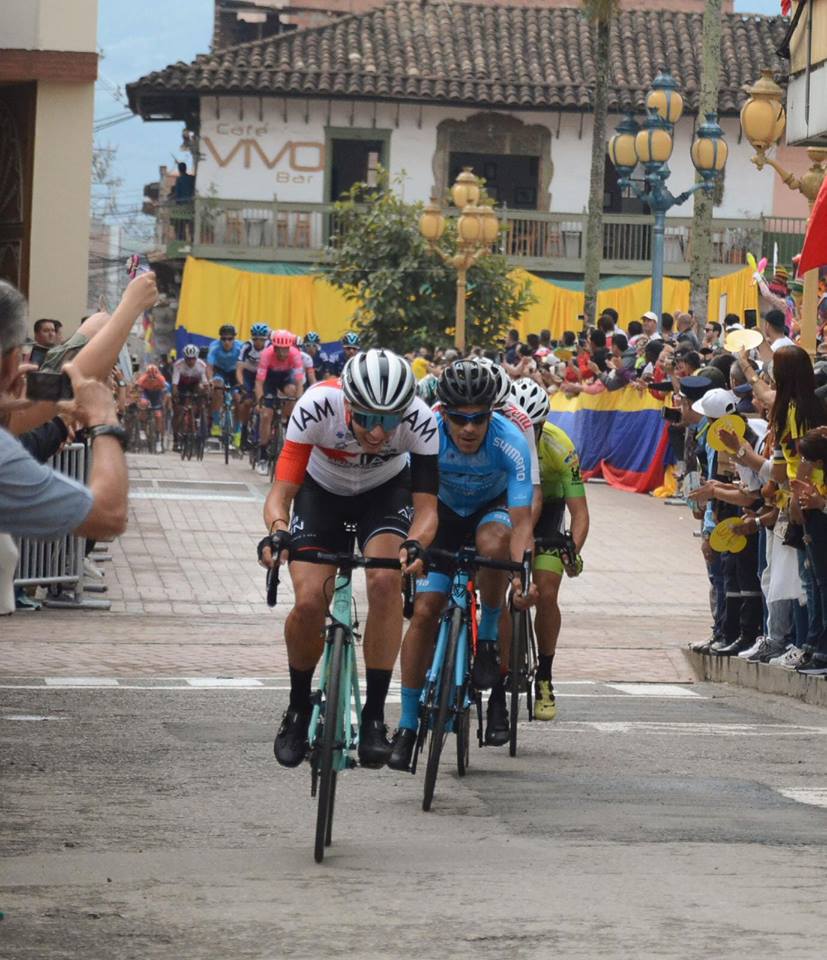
[493,436,526,481]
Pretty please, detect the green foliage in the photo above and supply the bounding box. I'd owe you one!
[321,170,536,352]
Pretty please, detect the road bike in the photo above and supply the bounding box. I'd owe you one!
[218,383,237,465]
[177,394,206,461]
[507,593,538,758]
[412,545,531,812]
[266,524,413,863]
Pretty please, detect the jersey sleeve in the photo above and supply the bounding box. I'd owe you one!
[206,341,219,366]
[559,445,586,498]
[399,398,440,454]
[496,420,534,509]
[285,386,337,443]
[256,345,273,381]
[522,422,541,486]
[275,439,312,485]
[291,348,306,383]
[171,363,181,386]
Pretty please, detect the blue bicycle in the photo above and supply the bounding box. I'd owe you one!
[412,546,531,812]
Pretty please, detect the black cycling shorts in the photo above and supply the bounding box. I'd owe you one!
[425,495,510,578]
[290,469,413,555]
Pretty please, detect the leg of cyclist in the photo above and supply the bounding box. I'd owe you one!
[533,561,563,720]
[474,517,513,746]
[280,381,298,425]
[257,398,274,473]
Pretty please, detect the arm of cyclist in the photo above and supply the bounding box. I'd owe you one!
[258,438,312,568]
[508,505,538,610]
[399,451,440,576]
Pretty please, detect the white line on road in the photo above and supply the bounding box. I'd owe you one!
[549,721,827,736]
[606,683,702,698]
[44,677,119,687]
[777,788,827,809]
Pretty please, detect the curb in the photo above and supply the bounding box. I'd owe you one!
[683,649,827,709]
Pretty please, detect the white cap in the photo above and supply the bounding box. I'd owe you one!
[691,387,738,419]
[642,311,658,322]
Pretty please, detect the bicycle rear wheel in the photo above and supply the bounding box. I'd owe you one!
[423,607,461,812]
[180,431,192,461]
[315,624,345,863]
[509,610,527,758]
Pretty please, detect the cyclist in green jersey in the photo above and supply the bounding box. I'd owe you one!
[509,378,589,721]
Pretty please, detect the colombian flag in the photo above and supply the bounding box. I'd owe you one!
[547,388,672,494]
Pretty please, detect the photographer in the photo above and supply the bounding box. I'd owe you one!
[1,281,128,542]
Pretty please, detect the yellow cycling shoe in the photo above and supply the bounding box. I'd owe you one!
[534,679,557,721]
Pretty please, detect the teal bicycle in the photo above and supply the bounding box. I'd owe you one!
[267,523,412,862]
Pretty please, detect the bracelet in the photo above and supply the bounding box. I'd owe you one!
[269,518,289,532]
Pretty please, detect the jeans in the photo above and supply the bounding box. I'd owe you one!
[803,509,827,660]
[722,533,762,645]
[706,551,726,641]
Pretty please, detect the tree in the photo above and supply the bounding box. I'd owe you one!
[323,171,536,352]
[689,0,724,324]
[582,0,619,326]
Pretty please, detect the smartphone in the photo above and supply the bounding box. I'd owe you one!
[26,371,74,402]
[662,406,682,423]
[744,309,757,329]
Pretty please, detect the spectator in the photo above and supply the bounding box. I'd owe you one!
[641,311,659,339]
[627,320,644,345]
[759,308,795,360]
[661,313,675,343]
[703,321,723,350]
[675,312,701,351]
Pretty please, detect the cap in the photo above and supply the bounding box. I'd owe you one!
[733,382,754,396]
[691,387,738,418]
[774,265,790,281]
[641,311,658,322]
[679,375,714,402]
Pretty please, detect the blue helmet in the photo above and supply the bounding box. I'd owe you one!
[343,331,361,347]
[250,323,269,338]
[305,331,321,345]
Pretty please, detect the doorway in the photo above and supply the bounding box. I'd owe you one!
[449,151,539,209]
[326,130,390,201]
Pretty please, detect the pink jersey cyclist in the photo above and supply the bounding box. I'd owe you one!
[256,344,305,394]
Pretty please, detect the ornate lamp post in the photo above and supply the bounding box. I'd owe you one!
[608,68,728,326]
[419,168,499,352]
[740,69,827,357]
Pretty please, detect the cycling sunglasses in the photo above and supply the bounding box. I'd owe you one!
[220,336,234,342]
[352,411,402,431]
[444,410,491,426]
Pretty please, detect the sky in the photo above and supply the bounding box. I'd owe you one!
[95,0,784,246]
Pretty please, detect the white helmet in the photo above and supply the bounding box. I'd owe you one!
[475,357,510,409]
[342,348,416,415]
[183,344,199,359]
[509,377,550,425]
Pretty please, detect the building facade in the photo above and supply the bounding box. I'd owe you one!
[785,0,827,145]
[0,0,98,329]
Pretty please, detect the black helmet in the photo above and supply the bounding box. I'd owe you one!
[437,360,497,408]
[219,324,236,338]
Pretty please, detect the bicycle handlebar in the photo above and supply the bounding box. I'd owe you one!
[425,546,531,580]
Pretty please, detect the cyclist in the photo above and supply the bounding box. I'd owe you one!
[319,331,360,377]
[207,323,243,434]
[135,364,167,452]
[236,323,269,449]
[254,329,306,476]
[171,344,209,446]
[510,376,589,722]
[390,361,537,771]
[258,349,439,770]
[295,336,318,387]
[303,331,325,380]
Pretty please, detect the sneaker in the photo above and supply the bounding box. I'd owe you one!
[472,642,501,689]
[83,557,104,580]
[210,424,221,437]
[691,637,716,653]
[534,679,557,721]
[255,459,269,477]
[797,660,827,676]
[358,718,392,769]
[484,694,510,746]
[273,709,310,767]
[768,645,806,669]
[15,593,41,611]
[388,727,417,772]
[747,637,786,663]
[711,637,753,657]
[738,636,766,659]
[155,440,163,454]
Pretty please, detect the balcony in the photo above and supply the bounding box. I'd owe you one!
[154,199,807,278]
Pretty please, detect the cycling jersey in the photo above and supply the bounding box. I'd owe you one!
[256,344,305,384]
[277,382,439,496]
[238,340,264,373]
[537,422,586,502]
[318,347,347,377]
[172,358,208,387]
[136,371,167,393]
[207,338,242,375]
[436,411,533,517]
[299,350,314,373]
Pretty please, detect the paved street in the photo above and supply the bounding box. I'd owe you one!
[3,449,827,958]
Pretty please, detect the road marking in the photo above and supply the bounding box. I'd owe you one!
[1,715,68,722]
[777,788,827,809]
[184,677,264,687]
[606,683,701,698]
[44,677,119,687]
[550,721,827,736]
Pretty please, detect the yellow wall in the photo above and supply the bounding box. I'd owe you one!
[28,81,95,330]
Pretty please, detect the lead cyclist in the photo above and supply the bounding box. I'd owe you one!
[509,377,589,721]
[258,349,439,770]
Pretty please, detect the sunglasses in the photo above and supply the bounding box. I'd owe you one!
[220,336,234,342]
[352,411,402,431]
[445,410,491,426]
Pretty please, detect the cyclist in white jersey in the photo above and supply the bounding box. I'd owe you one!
[258,349,439,770]
[236,323,269,450]
[295,336,317,387]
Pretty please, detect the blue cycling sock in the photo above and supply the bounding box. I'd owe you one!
[478,603,501,643]
[399,687,421,731]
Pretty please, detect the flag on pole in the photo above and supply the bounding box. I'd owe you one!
[781,1,792,16]
[797,175,827,274]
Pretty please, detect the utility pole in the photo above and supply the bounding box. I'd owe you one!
[689,0,723,326]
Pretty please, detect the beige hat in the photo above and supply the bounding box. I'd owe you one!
[641,311,658,322]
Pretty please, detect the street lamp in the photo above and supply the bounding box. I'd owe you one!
[740,68,827,357]
[608,68,728,326]
[419,168,498,351]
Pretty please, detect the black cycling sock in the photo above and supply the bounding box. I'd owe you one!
[489,676,506,704]
[537,654,554,683]
[288,666,314,715]
[259,444,268,461]
[361,668,392,723]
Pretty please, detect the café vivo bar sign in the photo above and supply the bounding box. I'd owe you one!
[203,123,324,184]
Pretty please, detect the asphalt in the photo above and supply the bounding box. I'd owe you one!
[2,682,826,959]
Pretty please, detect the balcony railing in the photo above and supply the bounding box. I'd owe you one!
[154,199,807,277]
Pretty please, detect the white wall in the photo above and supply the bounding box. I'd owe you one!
[197,97,776,219]
[1,0,97,52]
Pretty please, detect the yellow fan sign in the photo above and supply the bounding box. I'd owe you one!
[554,348,573,362]
[708,414,746,453]
[710,517,748,554]
[724,328,763,353]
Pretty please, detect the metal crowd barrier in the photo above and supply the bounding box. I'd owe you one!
[13,442,111,610]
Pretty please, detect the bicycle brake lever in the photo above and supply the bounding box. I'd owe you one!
[402,574,416,619]
[266,565,279,607]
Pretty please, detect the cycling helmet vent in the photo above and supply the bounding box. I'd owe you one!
[342,349,416,415]
[343,331,361,347]
[271,329,295,348]
[437,360,497,408]
[183,344,199,359]
[475,357,511,409]
[250,323,269,338]
[509,377,550,425]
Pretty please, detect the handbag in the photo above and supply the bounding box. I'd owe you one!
[782,521,806,551]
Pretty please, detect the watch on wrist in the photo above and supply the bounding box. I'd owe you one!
[87,423,128,451]
[737,446,748,460]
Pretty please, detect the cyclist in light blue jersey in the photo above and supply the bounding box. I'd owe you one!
[390,360,538,770]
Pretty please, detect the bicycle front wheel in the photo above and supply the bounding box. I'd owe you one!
[423,607,461,812]
[456,702,470,777]
[315,624,345,863]
[509,610,527,758]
